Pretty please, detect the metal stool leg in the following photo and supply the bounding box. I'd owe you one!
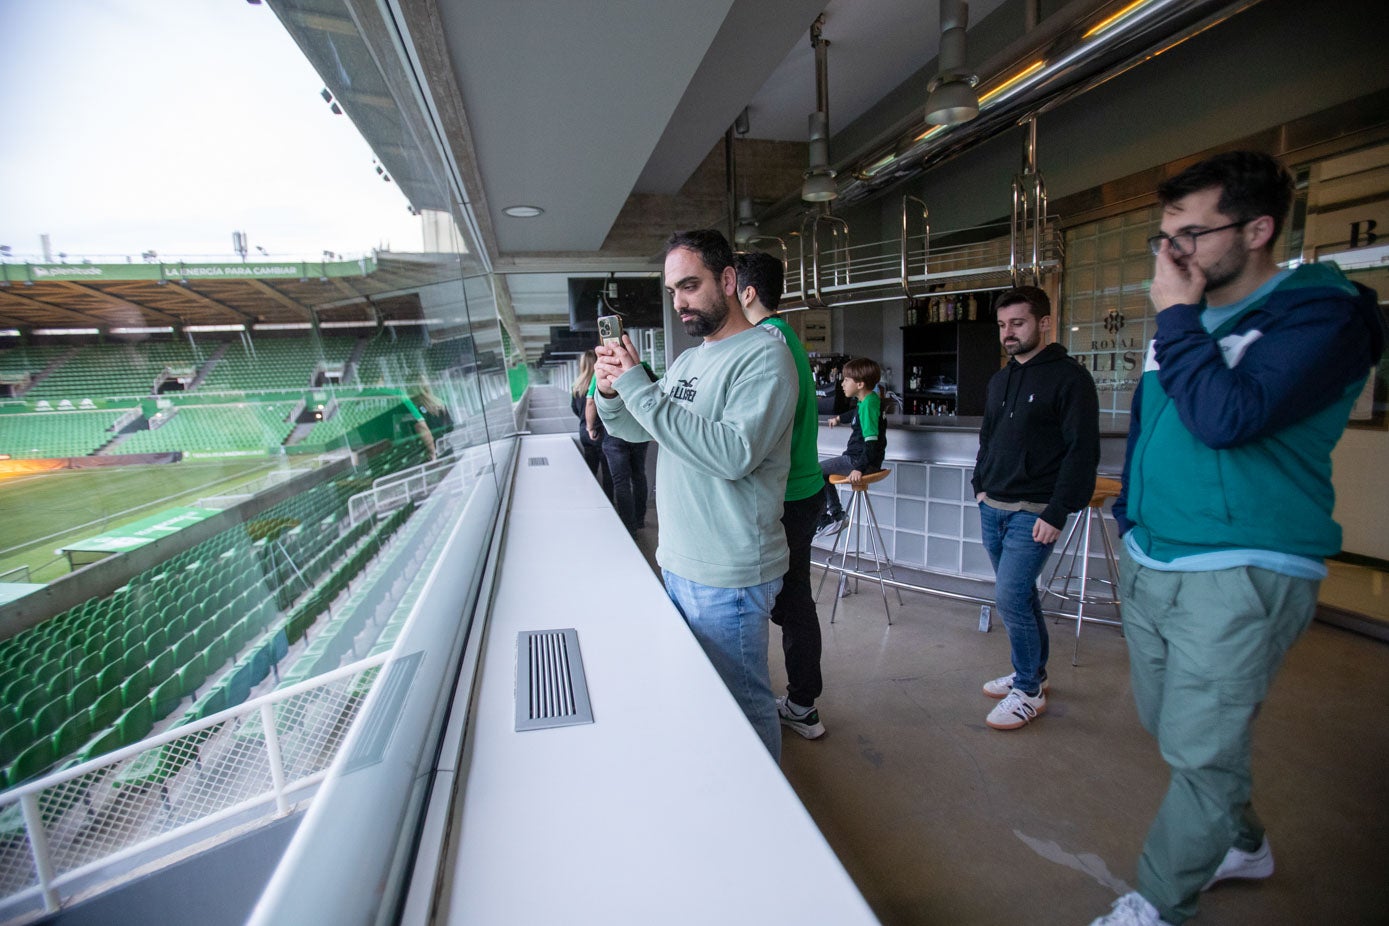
[859,493,902,610]
[1074,508,1124,662]
[830,489,865,624]
[1071,508,1094,666]
[1042,510,1085,603]
[815,487,850,605]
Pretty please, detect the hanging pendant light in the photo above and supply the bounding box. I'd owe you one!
[801,15,838,203]
[925,0,980,126]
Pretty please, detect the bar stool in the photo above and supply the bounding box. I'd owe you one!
[815,469,901,625]
[1040,476,1123,665]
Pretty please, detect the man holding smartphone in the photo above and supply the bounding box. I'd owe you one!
[594,228,798,760]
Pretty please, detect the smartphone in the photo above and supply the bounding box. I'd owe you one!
[597,314,623,347]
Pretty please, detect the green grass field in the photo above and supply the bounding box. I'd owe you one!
[0,458,284,583]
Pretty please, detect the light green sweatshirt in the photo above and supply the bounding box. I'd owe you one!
[596,326,798,588]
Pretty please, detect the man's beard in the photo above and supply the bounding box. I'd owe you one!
[680,298,729,337]
[1003,332,1039,356]
[1200,237,1247,295]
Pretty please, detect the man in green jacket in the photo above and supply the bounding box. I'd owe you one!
[736,250,828,740]
[596,229,798,760]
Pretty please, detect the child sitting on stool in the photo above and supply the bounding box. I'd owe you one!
[818,357,886,534]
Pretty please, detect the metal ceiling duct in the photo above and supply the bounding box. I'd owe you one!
[793,0,1265,211]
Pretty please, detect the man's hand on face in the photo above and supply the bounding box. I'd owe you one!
[594,334,639,397]
[1149,240,1206,313]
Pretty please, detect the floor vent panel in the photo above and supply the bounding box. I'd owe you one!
[527,456,550,467]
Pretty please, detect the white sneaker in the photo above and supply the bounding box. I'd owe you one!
[985,687,1046,730]
[776,696,826,740]
[1202,836,1273,889]
[981,671,1051,699]
[1088,892,1174,926]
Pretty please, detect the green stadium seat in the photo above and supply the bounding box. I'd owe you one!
[31,695,69,743]
[177,653,208,698]
[88,687,123,732]
[145,627,168,657]
[122,642,147,677]
[120,665,151,709]
[50,712,91,762]
[172,632,197,668]
[0,722,30,769]
[97,661,125,695]
[6,738,55,788]
[76,725,125,765]
[147,649,176,686]
[116,700,153,749]
[190,685,228,721]
[149,676,184,721]
[76,650,103,681]
[67,676,99,716]
[17,685,49,718]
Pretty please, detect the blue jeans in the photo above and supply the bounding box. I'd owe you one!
[979,503,1055,696]
[662,569,782,761]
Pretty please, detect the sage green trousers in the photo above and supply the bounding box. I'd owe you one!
[1119,554,1318,924]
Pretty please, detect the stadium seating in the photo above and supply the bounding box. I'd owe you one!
[0,409,129,458]
[0,441,432,787]
[25,341,207,400]
[197,336,357,393]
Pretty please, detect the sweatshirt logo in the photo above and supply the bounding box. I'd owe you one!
[1218,329,1263,368]
[1028,394,1035,403]
[671,376,699,402]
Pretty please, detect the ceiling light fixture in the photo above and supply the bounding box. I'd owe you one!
[734,196,760,247]
[732,107,760,246]
[925,0,980,126]
[801,15,837,203]
[503,205,544,218]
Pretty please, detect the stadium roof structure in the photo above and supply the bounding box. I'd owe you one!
[0,253,479,332]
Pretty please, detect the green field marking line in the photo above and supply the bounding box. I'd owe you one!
[0,460,279,560]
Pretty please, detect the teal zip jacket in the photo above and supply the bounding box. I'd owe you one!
[1114,261,1384,561]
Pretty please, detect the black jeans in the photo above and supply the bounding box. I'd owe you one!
[579,436,612,498]
[602,435,648,531]
[772,492,824,706]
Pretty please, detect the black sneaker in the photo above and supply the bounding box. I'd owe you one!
[777,697,826,739]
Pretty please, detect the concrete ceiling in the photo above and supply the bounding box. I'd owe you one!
[417,0,1010,259]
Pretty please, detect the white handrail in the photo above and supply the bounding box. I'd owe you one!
[0,653,389,917]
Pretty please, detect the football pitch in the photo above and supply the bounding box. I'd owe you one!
[0,458,283,583]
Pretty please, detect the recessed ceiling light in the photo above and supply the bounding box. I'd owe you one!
[503,205,544,218]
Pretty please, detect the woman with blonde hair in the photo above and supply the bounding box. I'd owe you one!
[572,350,610,496]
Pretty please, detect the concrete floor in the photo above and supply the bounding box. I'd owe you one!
[768,578,1389,926]
[608,433,1388,926]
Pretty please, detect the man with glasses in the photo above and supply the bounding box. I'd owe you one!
[1090,151,1384,926]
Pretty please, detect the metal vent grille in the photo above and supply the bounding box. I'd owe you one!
[527,456,550,467]
[515,628,593,731]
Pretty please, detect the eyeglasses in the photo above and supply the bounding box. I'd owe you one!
[1147,220,1249,257]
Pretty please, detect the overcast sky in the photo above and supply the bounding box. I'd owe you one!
[0,0,423,262]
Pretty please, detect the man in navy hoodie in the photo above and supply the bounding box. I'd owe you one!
[973,286,1099,731]
[1090,152,1385,926]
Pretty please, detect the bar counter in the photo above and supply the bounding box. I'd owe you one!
[813,413,1129,583]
